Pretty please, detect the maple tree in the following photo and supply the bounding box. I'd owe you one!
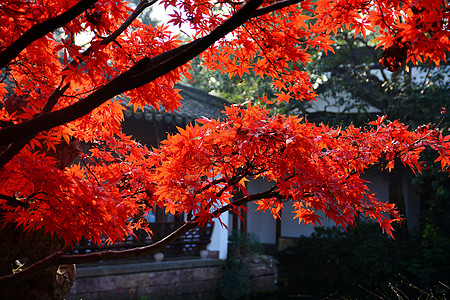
[0,0,450,298]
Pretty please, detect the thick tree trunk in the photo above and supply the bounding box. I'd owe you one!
[0,224,75,300]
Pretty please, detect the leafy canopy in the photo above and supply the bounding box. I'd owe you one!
[0,0,449,253]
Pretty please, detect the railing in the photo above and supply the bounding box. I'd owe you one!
[71,222,214,259]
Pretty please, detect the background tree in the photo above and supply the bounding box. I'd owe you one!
[295,29,450,126]
[187,56,277,104]
[0,0,450,299]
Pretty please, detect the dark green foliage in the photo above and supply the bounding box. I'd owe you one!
[276,216,450,299]
[277,222,395,298]
[219,257,253,300]
[413,168,450,286]
[219,231,263,300]
[227,230,263,259]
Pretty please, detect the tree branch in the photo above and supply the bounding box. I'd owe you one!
[1,0,300,147]
[0,0,155,168]
[58,0,156,80]
[42,0,155,112]
[0,194,30,209]
[57,220,197,264]
[0,246,69,288]
[0,220,197,284]
[250,0,303,18]
[100,0,157,45]
[0,183,283,284]
[0,142,28,170]
[215,185,279,215]
[0,0,98,69]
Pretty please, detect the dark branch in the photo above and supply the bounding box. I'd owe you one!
[57,220,197,264]
[0,246,70,287]
[0,0,98,69]
[59,0,155,79]
[0,0,295,146]
[251,0,304,18]
[0,194,30,208]
[215,185,279,215]
[0,0,154,168]
[0,220,197,284]
[100,0,157,45]
[0,142,28,170]
[42,83,71,113]
[45,0,155,111]
[0,184,282,284]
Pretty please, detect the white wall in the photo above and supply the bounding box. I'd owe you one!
[280,205,334,238]
[246,178,277,244]
[278,167,390,238]
[246,202,277,244]
[243,167,420,244]
[207,211,229,259]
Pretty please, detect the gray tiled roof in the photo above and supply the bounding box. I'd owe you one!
[123,84,229,126]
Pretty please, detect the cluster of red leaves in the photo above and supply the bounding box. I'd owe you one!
[0,0,449,247]
[0,130,156,245]
[312,0,450,69]
[0,0,190,244]
[0,1,189,122]
[165,0,449,102]
[150,104,450,238]
[1,98,449,243]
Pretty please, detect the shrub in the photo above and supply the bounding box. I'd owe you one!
[277,219,449,299]
[219,231,263,300]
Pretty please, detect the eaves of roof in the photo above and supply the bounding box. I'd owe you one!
[123,83,230,126]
